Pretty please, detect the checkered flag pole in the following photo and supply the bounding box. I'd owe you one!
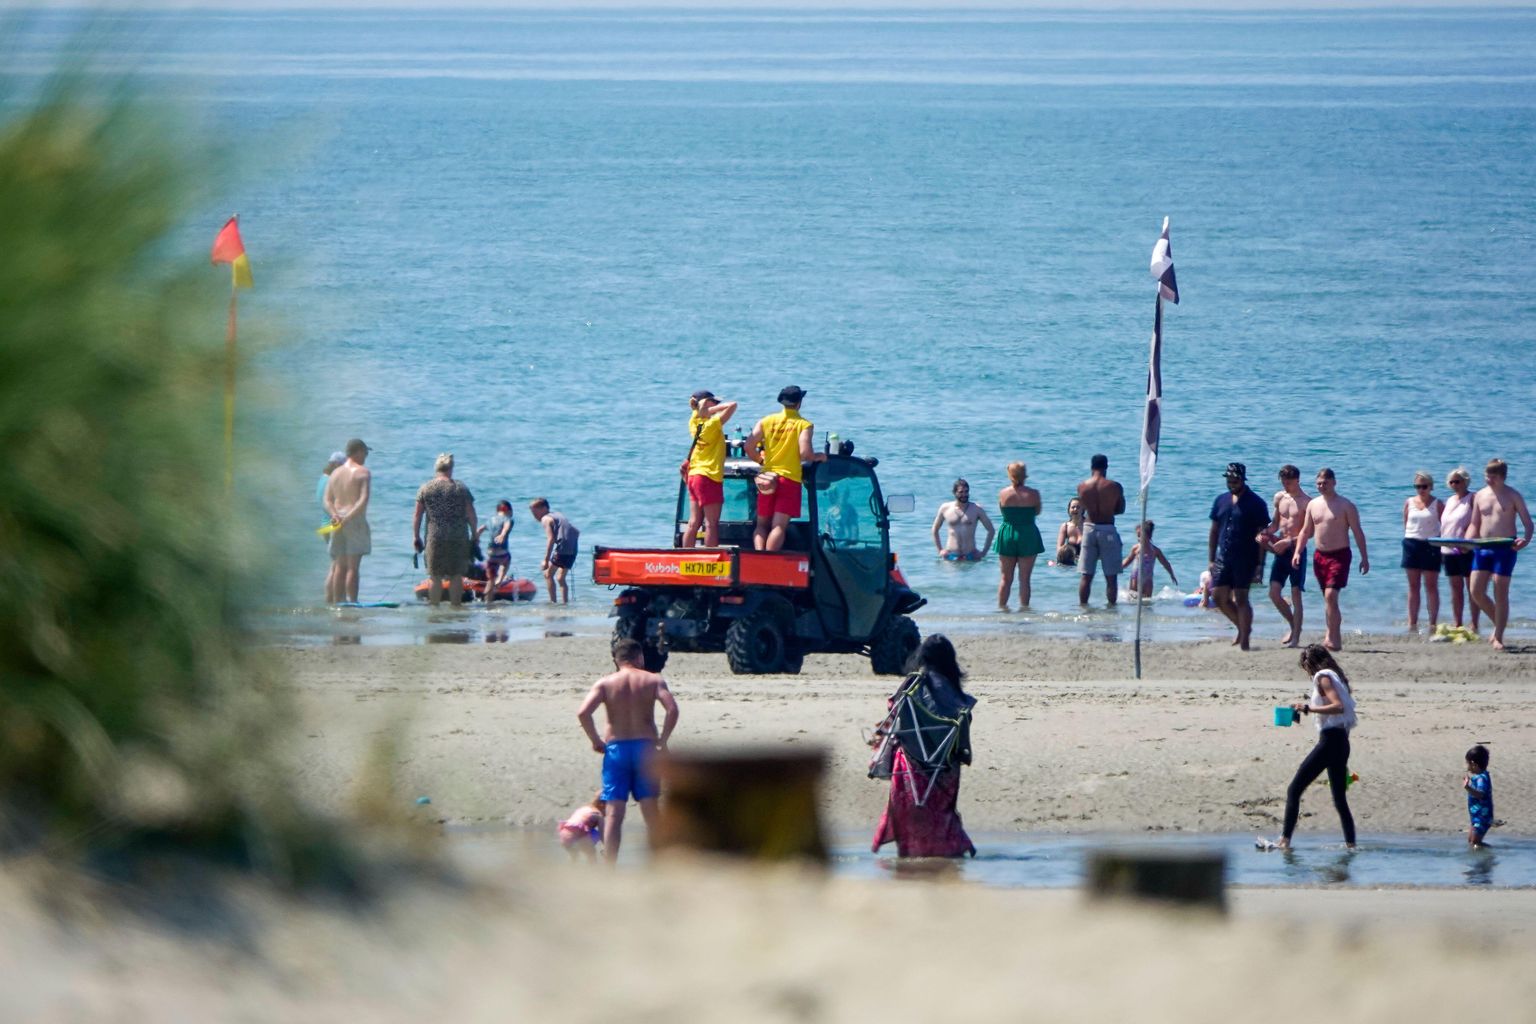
[1136,217,1177,680]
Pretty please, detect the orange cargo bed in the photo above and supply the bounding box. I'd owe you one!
[592,546,810,589]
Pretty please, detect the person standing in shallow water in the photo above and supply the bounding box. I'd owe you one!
[1076,453,1125,606]
[1264,644,1357,851]
[1208,462,1269,651]
[1400,471,1444,634]
[870,634,976,859]
[994,464,1042,609]
[931,478,995,562]
[1263,464,1310,648]
[323,438,373,605]
[413,453,477,607]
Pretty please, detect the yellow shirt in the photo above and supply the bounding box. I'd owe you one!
[757,409,813,483]
[687,413,727,483]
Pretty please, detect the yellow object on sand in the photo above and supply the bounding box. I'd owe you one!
[1433,623,1478,644]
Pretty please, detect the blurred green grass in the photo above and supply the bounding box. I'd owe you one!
[0,76,358,884]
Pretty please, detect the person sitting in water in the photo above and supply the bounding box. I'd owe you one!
[931,478,995,562]
[1055,497,1085,567]
[1122,520,1179,598]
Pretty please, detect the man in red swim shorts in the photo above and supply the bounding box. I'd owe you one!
[1293,468,1370,651]
[746,385,827,551]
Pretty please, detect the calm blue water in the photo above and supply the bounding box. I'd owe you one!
[11,9,1536,642]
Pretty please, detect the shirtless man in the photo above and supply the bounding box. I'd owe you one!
[1264,464,1311,647]
[931,478,995,561]
[1467,458,1533,652]
[1292,468,1369,651]
[576,639,680,863]
[322,438,372,605]
[1076,454,1126,606]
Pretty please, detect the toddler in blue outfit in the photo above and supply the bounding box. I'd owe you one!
[1464,744,1494,848]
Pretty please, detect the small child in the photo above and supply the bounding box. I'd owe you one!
[557,793,607,861]
[1196,569,1216,609]
[1122,520,1179,598]
[1464,744,1494,848]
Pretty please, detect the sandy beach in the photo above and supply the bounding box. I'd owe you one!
[282,632,1536,838]
[9,633,1536,1021]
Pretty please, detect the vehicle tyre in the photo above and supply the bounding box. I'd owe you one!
[725,608,787,674]
[781,642,805,675]
[868,614,920,675]
[613,614,668,673]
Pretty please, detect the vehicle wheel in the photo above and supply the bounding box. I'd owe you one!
[725,608,787,674]
[613,614,668,673]
[781,642,805,675]
[868,614,920,675]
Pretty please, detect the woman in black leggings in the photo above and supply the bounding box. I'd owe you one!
[1274,645,1358,850]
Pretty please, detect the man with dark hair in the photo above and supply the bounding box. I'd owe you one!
[1264,464,1311,647]
[1076,453,1126,606]
[1469,458,1533,652]
[931,478,995,561]
[1208,462,1270,650]
[1293,468,1370,651]
[577,638,680,863]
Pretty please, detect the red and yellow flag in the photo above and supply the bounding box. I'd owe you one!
[210,215,253,289]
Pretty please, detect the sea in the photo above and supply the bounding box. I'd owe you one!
[10,7,1536,647]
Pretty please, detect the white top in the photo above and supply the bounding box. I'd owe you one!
[1310,669,1356,732]
[1440,493,1474,540]
[1404,498,1441,541]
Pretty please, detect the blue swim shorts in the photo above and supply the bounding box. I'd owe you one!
[943,551,982,562]
[601,738,659,802]
[1471,545,1518,578]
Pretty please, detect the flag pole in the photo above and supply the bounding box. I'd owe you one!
[224,278,237,496]
[1134,293,1160,681]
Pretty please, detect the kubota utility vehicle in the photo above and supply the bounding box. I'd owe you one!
[592,450,925,675]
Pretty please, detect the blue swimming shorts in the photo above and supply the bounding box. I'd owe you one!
[943,551,982,562]
[1471,546,1518,578]
[601,738,659,802]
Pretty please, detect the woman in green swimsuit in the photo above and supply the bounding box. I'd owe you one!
[996,461,1045,610]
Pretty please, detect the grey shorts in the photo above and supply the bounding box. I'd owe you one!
[328,517,371,559]
[1079,524,1122,577]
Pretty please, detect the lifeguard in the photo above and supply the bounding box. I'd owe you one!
[746,385,826,551]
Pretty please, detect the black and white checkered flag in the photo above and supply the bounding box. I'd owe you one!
[1140,218,1176,495]
[1150,215,1178,304]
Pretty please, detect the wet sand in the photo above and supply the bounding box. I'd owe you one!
[281,632,1536,838]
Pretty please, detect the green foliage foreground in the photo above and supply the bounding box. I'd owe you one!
[0,86,351,883]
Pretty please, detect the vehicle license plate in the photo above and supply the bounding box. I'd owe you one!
[679,561,730,577]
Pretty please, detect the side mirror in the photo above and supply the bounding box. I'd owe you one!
[885,494,915,514]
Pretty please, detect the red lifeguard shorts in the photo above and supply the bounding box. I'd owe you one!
[687,474,723,507]
[1313,546,1352,590]
[757,477,803,519]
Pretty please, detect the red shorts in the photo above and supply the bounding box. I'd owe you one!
[1313,546,1352,590]
[687,474,723,507]
[756,477,803,520]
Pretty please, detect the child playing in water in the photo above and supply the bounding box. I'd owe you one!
[1196,569,1217,609]
[1465,744,1494,848]
[557,793,607,861]
[1121,520,1179,598]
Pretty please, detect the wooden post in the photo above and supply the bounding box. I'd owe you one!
[652,746,827,864]
[1085,848,1226,913]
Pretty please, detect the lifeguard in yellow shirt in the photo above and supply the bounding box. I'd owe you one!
[683,388,738,548]
[746,385,827,551]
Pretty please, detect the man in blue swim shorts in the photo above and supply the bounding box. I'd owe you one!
[576,638,680,862]
[1468,458,1533,652]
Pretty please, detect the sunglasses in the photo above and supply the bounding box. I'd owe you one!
[1415,483,1431,490]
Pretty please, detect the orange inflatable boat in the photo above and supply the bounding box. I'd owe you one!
[414,577,537,603]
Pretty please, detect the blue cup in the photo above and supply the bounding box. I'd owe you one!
[1273,706,1297,727]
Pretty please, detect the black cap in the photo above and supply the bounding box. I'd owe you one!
[691,389,716,402]
[777,385,807,404]
[1225,462,1247,480]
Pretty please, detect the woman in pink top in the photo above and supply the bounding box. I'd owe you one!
[1438,467,1480,631]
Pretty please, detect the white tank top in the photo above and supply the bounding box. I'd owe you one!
[1310,669,1356,732]
[1404,499,1440,541]
[1440,494,1473,540]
